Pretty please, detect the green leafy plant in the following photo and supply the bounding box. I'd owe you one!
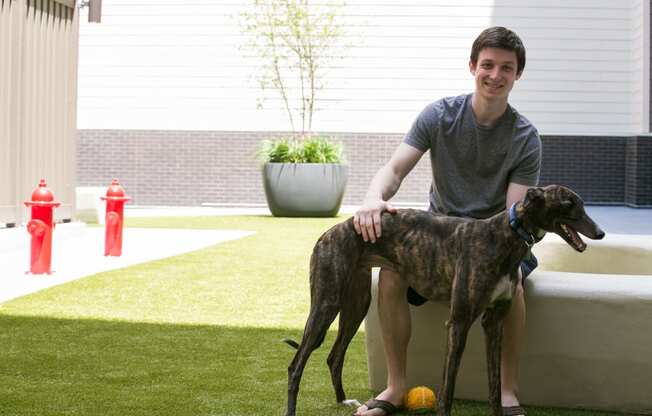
[259,136,343,163]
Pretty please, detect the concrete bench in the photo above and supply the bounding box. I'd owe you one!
[364,234,652,414]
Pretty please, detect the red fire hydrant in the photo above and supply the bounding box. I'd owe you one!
[24,179,61,274]
[101,179,131,256]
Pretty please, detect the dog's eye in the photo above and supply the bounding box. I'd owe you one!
[560,200,574,210]
[563,208,582,221]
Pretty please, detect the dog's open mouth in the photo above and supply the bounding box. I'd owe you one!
[559,223,586,252]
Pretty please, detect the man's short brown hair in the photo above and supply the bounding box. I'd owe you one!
[470,27,526,75]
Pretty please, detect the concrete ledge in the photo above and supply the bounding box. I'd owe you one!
[75,186,106,224]
[364,234,652,414]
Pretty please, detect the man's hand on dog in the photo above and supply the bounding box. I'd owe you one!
[353,199,397,243]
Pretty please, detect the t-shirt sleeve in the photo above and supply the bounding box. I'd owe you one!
[510,129,542,186]
[404,102,440,152]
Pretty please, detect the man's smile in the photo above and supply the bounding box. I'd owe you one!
[484,80,505,92]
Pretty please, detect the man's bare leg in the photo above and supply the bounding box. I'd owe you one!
[501,270,526,413]
[355,268,410,416]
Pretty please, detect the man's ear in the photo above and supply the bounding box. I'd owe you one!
[469,60,476,75]
[523,187,544,211]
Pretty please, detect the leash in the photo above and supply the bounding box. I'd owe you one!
[508,203,543,247]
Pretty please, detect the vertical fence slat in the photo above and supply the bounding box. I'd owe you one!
[64,0,79,220]
[1,0,78,224]
[0,0,18,223]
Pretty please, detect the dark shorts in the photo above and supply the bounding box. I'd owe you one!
[407,250,539,307]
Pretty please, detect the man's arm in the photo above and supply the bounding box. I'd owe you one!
[354,143,425,243]
[506,182,530,211]
[506,182,532,285]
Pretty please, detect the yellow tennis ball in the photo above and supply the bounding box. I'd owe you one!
[404,386,436,413]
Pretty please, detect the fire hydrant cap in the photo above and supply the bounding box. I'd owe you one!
[106,179,125,198]
[32,179,54,202]
[24,179,61,207]
[101,178,131,201]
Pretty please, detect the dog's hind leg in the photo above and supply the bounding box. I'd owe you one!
[482,300,512,416]
[439,315,473,416]
[327,266,372,403]
[287,303,340,416]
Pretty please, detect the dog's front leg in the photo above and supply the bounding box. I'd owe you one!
[439,317,473,416]
[481,300,512,416]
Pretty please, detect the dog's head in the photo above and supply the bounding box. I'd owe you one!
[521,185,605,252]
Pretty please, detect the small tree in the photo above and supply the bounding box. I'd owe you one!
[240,0,346,138]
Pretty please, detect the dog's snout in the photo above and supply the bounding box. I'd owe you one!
[594,228,605,240]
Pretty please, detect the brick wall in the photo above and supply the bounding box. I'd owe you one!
[538,135,627,204]
[78,130,652,208]
[77,130,433,207]
[626,136,652,206]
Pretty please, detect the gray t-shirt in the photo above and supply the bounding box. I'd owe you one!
[405,93,541,219]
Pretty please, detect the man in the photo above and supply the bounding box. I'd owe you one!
[353,27,541,416]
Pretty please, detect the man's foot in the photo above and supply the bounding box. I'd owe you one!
[353,387,405,416]
[501,393,525,416]
[502,406,526,416]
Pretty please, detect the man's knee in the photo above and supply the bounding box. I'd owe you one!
[378,268,406,295]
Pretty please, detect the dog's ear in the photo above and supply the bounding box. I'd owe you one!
[523,187,544,211]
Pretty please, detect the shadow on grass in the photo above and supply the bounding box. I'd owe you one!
[0,314,367,416]
[0,315,625,416]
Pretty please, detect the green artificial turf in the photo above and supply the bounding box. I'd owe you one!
[0,215,624,415]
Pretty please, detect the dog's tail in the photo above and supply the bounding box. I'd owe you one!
[282,338,300,349]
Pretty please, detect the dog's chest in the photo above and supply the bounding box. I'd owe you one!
[489,275,513,302]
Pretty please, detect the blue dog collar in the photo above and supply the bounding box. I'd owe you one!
[509,203,536,246]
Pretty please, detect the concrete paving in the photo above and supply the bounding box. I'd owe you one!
[582,205,652,235]
[0,222,254,304]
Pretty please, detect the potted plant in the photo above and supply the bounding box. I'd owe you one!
[259,136,348,217]
[240,0,349,217]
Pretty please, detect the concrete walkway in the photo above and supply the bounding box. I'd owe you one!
[579,205,652,235]
[0,222,254,304]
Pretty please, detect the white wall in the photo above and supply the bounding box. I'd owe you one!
[77,0,648,135]
[632,0,651,133]
[490,0,646,135]
[631,0,645,133]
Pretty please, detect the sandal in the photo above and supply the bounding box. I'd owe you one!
[353,399,403,415]
[502,405,527,416]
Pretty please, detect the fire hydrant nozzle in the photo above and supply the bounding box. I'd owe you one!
[24,179,60,274]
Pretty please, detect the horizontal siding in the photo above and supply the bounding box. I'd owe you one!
[632,0,645,133]
[78,0,645,134]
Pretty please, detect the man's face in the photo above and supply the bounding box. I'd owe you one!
[469,47,521,101]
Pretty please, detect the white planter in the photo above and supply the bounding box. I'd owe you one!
[262,163,348,217]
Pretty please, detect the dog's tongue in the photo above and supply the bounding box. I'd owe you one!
[562,223,586,251]
[569,227,586,251]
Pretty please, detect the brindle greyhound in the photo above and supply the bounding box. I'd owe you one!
[285,185,605,416]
